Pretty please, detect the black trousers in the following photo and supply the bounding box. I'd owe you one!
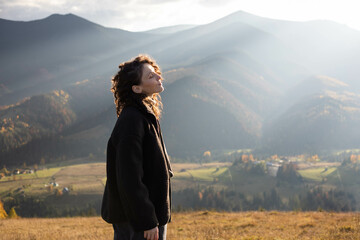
[113,223,167,240]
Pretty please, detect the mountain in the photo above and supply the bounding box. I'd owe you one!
[143,24,196,34]
[1,11,360,166]
[0,90,76,158]
[0,87,115,167]
[211,11,360,88]
[161,55,266,155]
[0,14,158,105]
[262,76,360,154]
[141,15,310,89]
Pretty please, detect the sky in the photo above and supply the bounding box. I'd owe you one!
[0,0,360,32]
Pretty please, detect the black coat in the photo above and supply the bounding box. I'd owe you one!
[101,103,173,232]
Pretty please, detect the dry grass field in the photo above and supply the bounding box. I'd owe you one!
[1,211,359,240]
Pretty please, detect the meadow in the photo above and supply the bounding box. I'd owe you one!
[0,161,105,196]
[1,159,359,215]
[0,161,232,197]
[297,167,338,182]
[1,211,359,239]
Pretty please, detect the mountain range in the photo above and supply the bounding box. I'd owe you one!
[1,11,360,166]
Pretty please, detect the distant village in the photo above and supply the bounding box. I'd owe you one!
[0,166,36,179]
[0,166,70,196]
[230,153,340,178]
[0,167,37,179]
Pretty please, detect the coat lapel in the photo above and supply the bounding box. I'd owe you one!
[133,101,173,177]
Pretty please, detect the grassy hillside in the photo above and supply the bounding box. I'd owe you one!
[0,161,105,196]
[0,82,115,167]
[0,90,75,153]
[262,92,360,155]
[175,166,230,182]
[1,211,359,239]
[298,167,337,182]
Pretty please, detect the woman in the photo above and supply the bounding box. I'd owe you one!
[101,55,173,240]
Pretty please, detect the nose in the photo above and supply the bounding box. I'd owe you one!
[156,73,162,81]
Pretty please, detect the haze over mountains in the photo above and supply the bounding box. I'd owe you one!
[1,11,360,166]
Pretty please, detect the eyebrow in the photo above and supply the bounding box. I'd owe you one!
[148,69,156,76]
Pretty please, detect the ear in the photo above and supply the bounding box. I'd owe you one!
[132,85,142,94]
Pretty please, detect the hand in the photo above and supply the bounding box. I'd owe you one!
[144,226,158,240]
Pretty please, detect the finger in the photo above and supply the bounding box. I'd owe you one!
[153,229,158,240]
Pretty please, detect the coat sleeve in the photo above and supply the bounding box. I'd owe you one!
[113,114,158,232]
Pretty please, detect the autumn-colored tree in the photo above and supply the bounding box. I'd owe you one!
[312,155,319,161]
[241,154,249,163]
[249,154,254,162]
[198,192,203,201]
[307,155,318,163]
[0,199,8,219]
[7,207,18,218]
[350,154,357,164]
[203,151,211,158]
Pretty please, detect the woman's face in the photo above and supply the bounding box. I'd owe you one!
[136,63,164,96]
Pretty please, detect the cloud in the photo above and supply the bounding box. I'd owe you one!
[196,0,236,7]
[135,0,182,4]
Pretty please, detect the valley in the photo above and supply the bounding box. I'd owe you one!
[1,152,359,218]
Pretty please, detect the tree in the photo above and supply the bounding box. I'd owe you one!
[33,164,38,172]
[0,167,10,176]
[203,151,212,163]
[7,207,18,218]
[277,163,302,184]
[203,151,211,157]
[40,157,46,166]
[0,199,8,219]
[350,155,357,164]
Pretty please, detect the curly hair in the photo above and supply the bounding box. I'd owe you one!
[111,54,163,119]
